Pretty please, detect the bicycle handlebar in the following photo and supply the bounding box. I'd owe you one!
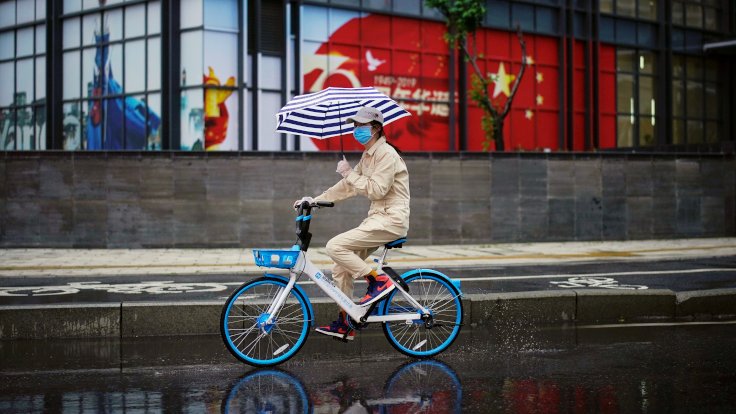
[295,201,333,251]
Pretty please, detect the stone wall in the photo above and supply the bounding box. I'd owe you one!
[1,151,734,247]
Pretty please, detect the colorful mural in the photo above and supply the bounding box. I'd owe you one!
[86,20,160,150]
[301,6,617,152]
[203,67,236,150]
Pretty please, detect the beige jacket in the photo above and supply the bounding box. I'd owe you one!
[314,137,410,233]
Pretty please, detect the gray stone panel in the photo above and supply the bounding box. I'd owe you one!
[701,196,725,236]
[73,200,108,247]
[460,159,491,200]
[206,200,240,246]
[273,198,300,245]
[38,200,74,246]
[173,200,207,247]
[140,157,174,200]
[432,199,461,243]
[122,302,221,337]
[0,160,6,199]
[432,158,462,200]
[652,196,677,238]
[490,195,519,242]
[491,157,519,197]
[407,198,432,244]
[575,196,602,240]
[6,157,39,199]
[73,158,108,200]
[548,198,575,240]
[602,197,627,240]
[139,200,174,247]
[677,197,702,236]
[107,202,142,247]
[273,157,306,199]
[4,201,40,246]
[601,158,625,197]
[548,159,575,198]
[0,305,120,339]
[106,157,141,202]
[575,289,675,323]
[240,199,274,246]
[627,196,653,239]
[240,156,276,199]
[206,156,241,201]
[520,157,547,197]
[625,158,653,197]
[574,158,601,197]
[405,157,431,197]
[676,159,702,197]
[174,157,207,201]
[460,200,491,243]
[700,159,725,197]
[39,157,73,200]
[520,196,548,241]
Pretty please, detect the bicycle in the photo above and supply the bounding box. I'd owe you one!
[220,201,464,367]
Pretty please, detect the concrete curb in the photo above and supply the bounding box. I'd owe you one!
[2,289,736,340]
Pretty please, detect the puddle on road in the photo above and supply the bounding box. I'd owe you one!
[2,324,735,413]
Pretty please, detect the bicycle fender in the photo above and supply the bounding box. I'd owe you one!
[398,268,463,296]
[263,274,315,327]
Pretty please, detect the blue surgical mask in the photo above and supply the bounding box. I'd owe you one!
[353,126,374,145]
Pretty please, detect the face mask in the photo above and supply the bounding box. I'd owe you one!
[353,126,374,145]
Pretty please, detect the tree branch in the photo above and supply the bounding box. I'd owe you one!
[501,25,527,118]
[459,39,499,118]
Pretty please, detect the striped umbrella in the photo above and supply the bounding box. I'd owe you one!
[275,87,410,150]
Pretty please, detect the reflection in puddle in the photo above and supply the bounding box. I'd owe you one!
[222,360,462,413]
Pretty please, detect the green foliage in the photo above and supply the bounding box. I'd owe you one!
[425,0,485,43]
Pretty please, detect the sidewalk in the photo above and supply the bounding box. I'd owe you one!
[1,238,735,278]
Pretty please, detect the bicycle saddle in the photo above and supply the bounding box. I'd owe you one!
[384,237,407,249]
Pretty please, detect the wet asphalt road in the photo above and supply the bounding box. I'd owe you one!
[2,323,736,413]
[1,256,735,305]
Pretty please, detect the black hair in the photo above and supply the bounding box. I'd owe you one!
[370,121,402,155]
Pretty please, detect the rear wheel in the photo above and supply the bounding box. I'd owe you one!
[220,278,310,367]
[381,271,463,358]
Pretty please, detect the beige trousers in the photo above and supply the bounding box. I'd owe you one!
[325,215,405,299]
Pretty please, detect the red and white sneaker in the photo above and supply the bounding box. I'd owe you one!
[359,273,395,306]
[315,312,355,340]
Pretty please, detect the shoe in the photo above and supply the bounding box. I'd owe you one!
[359,273,395,306]
[315,312,355,340]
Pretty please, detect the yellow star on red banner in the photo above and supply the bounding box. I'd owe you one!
[491,63,516,98]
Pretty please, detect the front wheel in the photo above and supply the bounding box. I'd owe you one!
[220,277,310,367]
[381,271,463,358]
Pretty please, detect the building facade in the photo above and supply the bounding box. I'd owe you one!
[0,0,734,153]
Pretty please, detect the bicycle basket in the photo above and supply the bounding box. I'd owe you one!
[252,249,300,269]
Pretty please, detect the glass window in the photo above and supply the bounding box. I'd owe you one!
[616,49,635,72]
[17,58,34,100]
[686,80,703,118]
[637,23,656,47]
[600,16,614,42]
[617,115,634,147]
[487,0,510,29]
[260,55,281,90]
[639,116,655,146]
[600,0,613,13]
[125,4,146,38]
[148,1,161,34]
[63,17,81,49]
[393,0,420,15]
[638,0,657,20]
[639,75,654,115]
[35,56,45,99]
[0,2,15,28]
[616,20,636,45]
[638,51,655,74]
[703,7,718,31]
[181,0,204,29]
[672,2,684,25]
[672,119,684,144]
[686,57,702,80]
[63,51,81,99]
[511,3,534,32]
[365,0,390,11]
[181,30,203,86]
[205,0,238,30]
[17,27,34,57]
[35,25,45,53]
[705,121,719,143]
[616,0,636,17]
[687,120,703,144]
[704,82,718,117]
[0,32,13,60]
[535,7,557,34]
[617,74,634,113]
[685,3,703,28]
[0,62,14,105]
[672,80,684,117]
[147,37,161,90]
[17,0,35,24]
[125,40,146,93]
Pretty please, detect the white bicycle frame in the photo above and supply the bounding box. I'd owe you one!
[263,246,429,326]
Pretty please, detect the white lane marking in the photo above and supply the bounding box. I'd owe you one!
[576,320,736,329]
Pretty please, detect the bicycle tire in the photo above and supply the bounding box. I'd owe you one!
[221,368,311,414]
[382,360,462,414]
[221,277,310,367]
[381,270,463,358]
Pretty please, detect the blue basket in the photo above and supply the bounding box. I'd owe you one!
[252,249,300,269]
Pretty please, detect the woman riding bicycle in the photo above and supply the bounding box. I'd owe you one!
[294,106,410,340]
